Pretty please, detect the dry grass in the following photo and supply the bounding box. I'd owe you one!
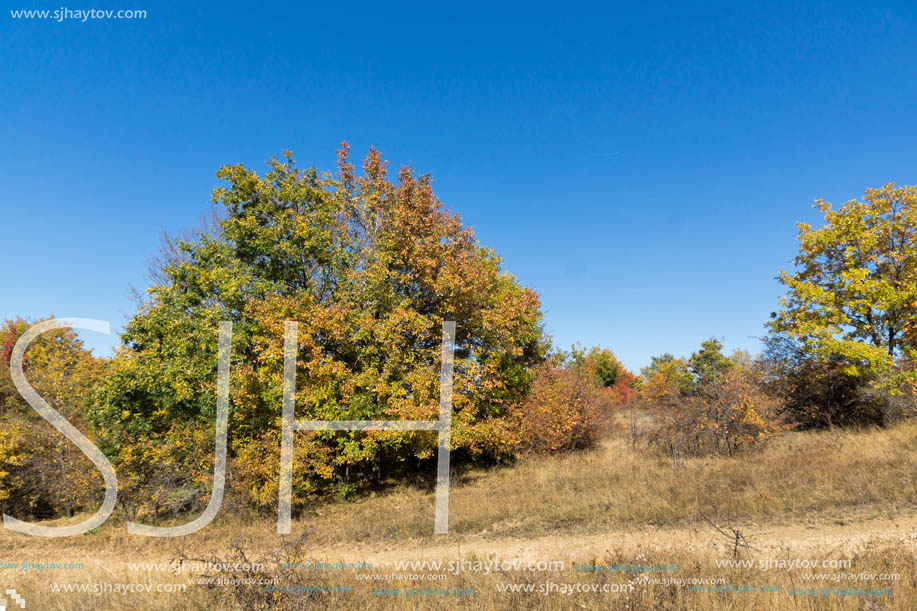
[213,543,915,611]
[1,422,915,609]
[300,420,917,543]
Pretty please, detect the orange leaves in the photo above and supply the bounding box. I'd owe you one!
[88,146,548,514]
[641,348,781,463]
[203,147,547,505]
[510,363,614,456]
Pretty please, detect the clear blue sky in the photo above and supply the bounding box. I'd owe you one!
[2,1,916,371]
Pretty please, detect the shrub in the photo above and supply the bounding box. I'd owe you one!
[761,334,887,428]
[642,345,781,465]
[511,362,614,455]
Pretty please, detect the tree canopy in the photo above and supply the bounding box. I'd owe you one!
[91,145,547,509]
[771,184,917,377]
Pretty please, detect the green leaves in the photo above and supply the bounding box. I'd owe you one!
[772,184,917,379]
[94,144,548,510]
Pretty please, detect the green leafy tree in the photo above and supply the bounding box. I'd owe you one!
[689,338,733,392]
[92,145,547,512]
[566,345,623,387]
[771,183,917,378]
[586,348,622,388]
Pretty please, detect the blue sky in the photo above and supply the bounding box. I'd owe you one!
[2,1,916,371]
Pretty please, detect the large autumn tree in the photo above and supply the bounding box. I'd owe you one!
[92,145,546,512]
[771,184,917,378]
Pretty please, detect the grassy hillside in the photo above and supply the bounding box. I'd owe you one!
[3,422,916,610]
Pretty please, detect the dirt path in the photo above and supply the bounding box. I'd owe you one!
[309,508,917,565]
[4,507,916,570]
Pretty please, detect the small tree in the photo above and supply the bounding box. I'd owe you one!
[642,357,700,465]
[689,339,733,391]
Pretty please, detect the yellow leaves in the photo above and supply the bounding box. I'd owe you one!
[81,148,548,511]
[0,429,30,503]
[774,183,917,371]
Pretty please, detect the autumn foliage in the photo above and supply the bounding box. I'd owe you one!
[89,145,547,515]
[8,177,917,525]
[640,341,781,465]
[513,367,605,455]
[0,318,104,519]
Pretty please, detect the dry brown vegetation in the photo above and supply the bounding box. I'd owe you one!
[2,421,915,610]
